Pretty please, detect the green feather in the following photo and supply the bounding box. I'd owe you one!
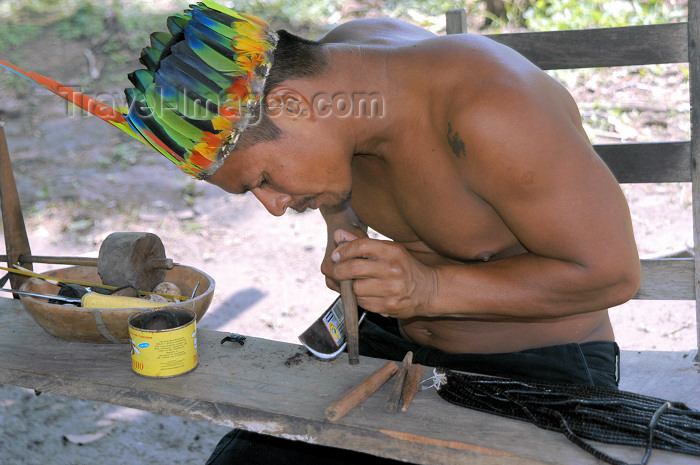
[188,19,235,53]
[158,56,222,103]
[128,69,154,94]
[149,85,205,142]
[190,4,236,38]
[125,88,178,160]
[150,31,171,50]
[200,0,248,22]
[185,27,242,73]
[167,12,191,35]
[171,41,231,88]
[154,73,218,121]
[140,47,162,70]
[144,85,196,150]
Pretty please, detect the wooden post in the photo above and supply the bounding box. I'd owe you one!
[689,2,700,360]
[0,124,32,291]
[446,9,467,35]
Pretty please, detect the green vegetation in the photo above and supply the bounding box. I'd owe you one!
[0,23,41,52]
[0,0,688,54]
[0,0,177,56]
[524,0,686,31]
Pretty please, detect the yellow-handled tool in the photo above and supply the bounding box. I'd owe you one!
[0,265,189,301]
[0,288,170,308]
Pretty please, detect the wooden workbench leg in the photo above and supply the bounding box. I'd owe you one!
[0,123,32,291]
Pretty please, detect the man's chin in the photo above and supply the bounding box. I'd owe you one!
[317,191,352,212]
[331,191,352,208]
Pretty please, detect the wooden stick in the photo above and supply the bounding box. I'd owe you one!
[401,363,424,412]
[0,254,173,270]
[340,279,360,365]
[0,124,33,291]
[385,351,413,412]
[337,239,360,365]
[325,361,398,422]
[337,239,359,365]
[0,254,97,267]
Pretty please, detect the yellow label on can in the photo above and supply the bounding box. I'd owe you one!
[128,309,198,378]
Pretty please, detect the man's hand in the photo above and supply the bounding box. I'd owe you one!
[321,227,367,292]
[320,201,367,292]
[328,229,438,319]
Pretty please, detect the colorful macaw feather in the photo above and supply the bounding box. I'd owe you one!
[0,58,146,145]
[0,1,278,179]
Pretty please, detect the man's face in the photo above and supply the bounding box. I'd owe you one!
[206,132,352,216]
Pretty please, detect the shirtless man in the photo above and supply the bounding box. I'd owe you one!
[203,14,640,463]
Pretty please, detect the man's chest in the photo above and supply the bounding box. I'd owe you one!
[349,155,525,263]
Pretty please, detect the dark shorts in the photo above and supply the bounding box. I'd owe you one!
[206,311,620,465]
[359,312,620,388]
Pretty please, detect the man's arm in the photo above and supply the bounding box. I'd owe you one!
[435,71,641,319]
[331,67,640,320]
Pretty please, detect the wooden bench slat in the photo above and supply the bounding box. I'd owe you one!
[484,23,688,70]
[619,350,700,400]
[636,258,695,300]
[595,142,691,183]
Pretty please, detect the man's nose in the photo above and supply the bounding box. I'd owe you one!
[251,187,291,216]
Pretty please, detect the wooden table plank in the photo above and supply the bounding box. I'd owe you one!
[0,298,697,465]
[620,349,700,407]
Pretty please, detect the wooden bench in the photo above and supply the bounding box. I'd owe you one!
[0,7,699,465]
[0,297,697,465]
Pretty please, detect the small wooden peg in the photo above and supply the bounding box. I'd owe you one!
[401,363,424,412]
[325,361,398,422]
[385,351,413,412]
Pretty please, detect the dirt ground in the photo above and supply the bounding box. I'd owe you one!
[0,12,697,465]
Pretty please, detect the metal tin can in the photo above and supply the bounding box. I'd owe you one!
[128,308,198,377]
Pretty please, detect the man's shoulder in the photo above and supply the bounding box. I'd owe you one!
[315,18,436,46]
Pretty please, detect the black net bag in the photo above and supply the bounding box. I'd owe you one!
[432,369,700,465]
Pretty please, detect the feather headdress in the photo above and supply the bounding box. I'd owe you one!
[0,0,278,179]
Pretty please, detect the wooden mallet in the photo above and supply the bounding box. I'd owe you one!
[0,127,173,293]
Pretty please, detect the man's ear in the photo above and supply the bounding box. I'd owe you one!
[265,85,315,121]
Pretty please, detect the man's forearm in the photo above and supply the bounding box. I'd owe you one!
[429,252,640,320]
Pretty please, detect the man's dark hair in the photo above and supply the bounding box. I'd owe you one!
[236,30,328,150]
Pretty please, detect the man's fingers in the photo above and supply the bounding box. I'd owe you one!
[332,255,382,282]
[325,276,340,293]
[353,294,394,317]
[332,237,390,264]
[333,228,359,245]
[350,276,393,299]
